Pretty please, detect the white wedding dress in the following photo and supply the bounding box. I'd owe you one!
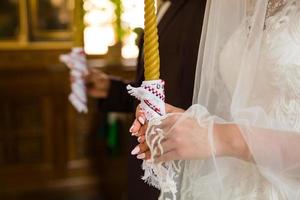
[144,0,300,199]
[216,0,300,199]
[220,0,300,131]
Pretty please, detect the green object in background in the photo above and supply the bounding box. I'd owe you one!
[107,113,119,156]
[98,112,108,139]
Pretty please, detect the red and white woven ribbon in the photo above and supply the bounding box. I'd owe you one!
[127,79,166,120]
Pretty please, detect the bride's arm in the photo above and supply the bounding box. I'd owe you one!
[130,106,258,162]
[215,123,300,167]
[214,124,253,161]
[131,104,300,167]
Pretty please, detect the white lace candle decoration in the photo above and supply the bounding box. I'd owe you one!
[125,0,177,196]
[127,80,166,120]
[60,47,88,113]
[127,81,180,199]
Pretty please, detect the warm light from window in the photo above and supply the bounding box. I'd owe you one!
[83,0,143,58]
[121,32,139,59]
[84,27,108,55]
[83,0,116,55]
[121,0,144,29]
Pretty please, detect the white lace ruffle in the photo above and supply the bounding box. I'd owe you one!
[143,116,180,200]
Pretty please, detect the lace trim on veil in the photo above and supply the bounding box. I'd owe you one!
[142,116,181,200]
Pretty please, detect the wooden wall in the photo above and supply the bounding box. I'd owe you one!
[0,49,134,200]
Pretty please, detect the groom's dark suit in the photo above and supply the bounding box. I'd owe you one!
[100,0,206,199]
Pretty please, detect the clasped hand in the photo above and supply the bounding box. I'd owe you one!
[130,104,215,162]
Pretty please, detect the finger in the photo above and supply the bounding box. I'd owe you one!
[155,151,177,163]
[87,89,108,98]
[145,151,151,160]
[129,119,141,136]
[136,123,148,137]
[135,105,146,125]
[160,139,175,154]
[137,135,145,143]
[149,139,174,159]
[137,150,151,160]
[135,104,142,118]
[131,143,149,155]
[139,142,149,153]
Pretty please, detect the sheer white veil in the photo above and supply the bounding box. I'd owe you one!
[145,0,300,199]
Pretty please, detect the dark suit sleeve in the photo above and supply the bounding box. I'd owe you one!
[97,77,134,112]
[98,33,145,113]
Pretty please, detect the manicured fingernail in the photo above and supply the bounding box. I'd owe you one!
[139,110,145,114]
[131,146,140,155]
[138,117,145,125]
[129,125,134,133]
[137,136,141,142]
[132,132,138,136]
[137,153,145,159]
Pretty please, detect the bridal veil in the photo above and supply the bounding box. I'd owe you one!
[145,0,300,199]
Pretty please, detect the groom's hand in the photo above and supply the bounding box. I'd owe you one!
[83,68,110,98]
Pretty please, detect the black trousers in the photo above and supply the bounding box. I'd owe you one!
[128,136,160,200]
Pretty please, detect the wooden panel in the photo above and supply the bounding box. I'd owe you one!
[0,95,54,165]
[0,50,66,187]
[12,99,43,134]
[0,49,135,200]
[16,138,42,163]
[0,141,4,164]
[0,102,8,132]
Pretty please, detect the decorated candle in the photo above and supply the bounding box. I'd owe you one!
[74,0,84,47]
[144,0,160,80]
[127,0,165,120]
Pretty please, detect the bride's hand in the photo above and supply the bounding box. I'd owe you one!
[151,116,251,162]
[129,104,184,160]
[150,114,216,163]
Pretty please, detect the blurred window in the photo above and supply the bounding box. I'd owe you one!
[83,0,144,58]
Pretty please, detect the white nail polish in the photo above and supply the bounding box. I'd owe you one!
[137,153,145,159]
[129,125,134,133]
[132,132,138,136]
[137,136,141,142]
[138,117,145,125]
[131,146,140,155]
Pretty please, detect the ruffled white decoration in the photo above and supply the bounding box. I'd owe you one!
[127,80,169,198]
[60,47,88,113]
[146,1,300,199]
[127,80,166,120]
